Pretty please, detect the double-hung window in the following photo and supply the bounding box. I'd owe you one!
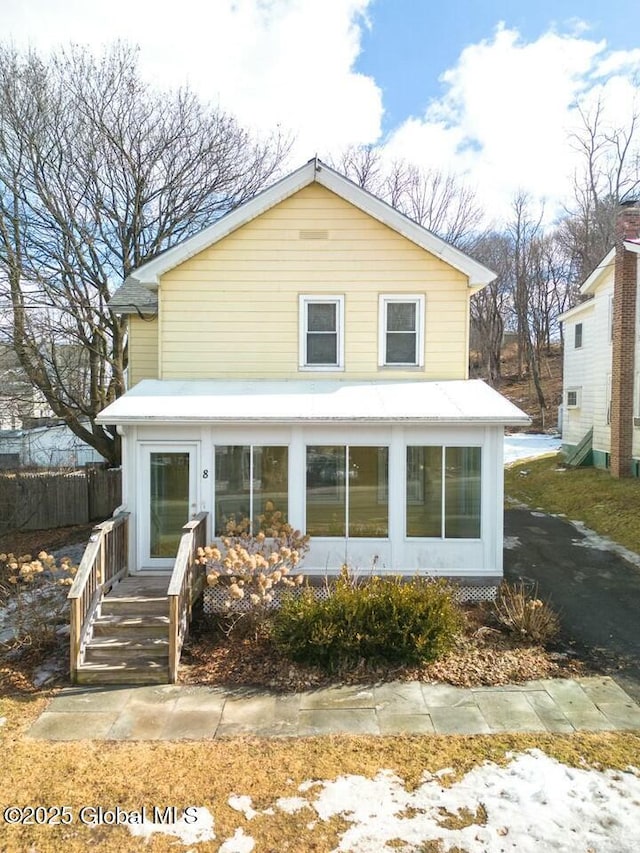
[299,296,344,369]
[379,295,425,367]
[574,322,583,349]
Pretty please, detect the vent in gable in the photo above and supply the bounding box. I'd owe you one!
[299,229,329,240]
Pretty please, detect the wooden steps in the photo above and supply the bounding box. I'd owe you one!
[75,576,172,685]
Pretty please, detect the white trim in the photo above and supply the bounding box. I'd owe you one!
[378,294,425,368]
[624,239,640,254]
[123,160,496,290]
[574,322,583,349]
[298,294,345,370]
[138,441,199,571]
[581,248,616,296]
[558,299,594,323]
[566,388,581,409]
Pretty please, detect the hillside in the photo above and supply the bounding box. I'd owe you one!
[470,343,563,433]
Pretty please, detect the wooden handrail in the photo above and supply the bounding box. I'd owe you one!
[68,512,130,681]
[168,512,208,683]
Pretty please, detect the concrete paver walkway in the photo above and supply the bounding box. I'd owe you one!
[27,676,640,740]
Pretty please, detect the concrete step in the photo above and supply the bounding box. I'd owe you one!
[100,597,169,617]
[84,637,169,663]
[91,614,170,638]
[75,658,170,686]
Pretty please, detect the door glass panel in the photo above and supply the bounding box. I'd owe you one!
[348,446,388,537]
[150,452,190,557]
[306,446,346,536]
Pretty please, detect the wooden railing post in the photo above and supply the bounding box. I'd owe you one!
[67,512,130,682]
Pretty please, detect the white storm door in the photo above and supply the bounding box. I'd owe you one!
[139,443,199,570]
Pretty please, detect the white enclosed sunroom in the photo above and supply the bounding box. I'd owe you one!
[98,378,529,590]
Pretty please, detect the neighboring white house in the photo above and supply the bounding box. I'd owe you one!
[0,422,107,469]
[560,203,640,476]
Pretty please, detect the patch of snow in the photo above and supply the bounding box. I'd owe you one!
[128,807,215,845]
[504,434,561,465]
[228,795,258,820]
[0,716,7,727]
[570,520,640,569]
[530,511,547,517]
[503,536,521,550]
[275,797,310,814]
[218,828,255,852]
[303,751,640,852]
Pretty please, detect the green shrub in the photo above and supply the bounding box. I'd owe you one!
[271,571,463,671]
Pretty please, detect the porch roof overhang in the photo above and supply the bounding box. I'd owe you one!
[97,379,531,427]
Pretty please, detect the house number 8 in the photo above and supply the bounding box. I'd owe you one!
[202,469,209,479]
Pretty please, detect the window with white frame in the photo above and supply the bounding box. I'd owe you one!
[299,296,344,369]
[608,294,614,342]
[406,446,481,539]
[379,295,425,367]
[214,445,288,535]
[574,322,583,349]
[606,373,612,425]
[566,388,581,409]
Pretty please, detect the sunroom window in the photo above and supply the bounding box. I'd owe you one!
[215,445,288,535]
[306,445,389,537]
[406,446,481,539]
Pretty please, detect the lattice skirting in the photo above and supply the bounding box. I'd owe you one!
[202,578,498,614]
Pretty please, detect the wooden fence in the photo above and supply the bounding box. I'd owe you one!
[0,467,122,533]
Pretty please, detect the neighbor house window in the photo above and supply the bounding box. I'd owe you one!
[566,388,581,408]
[306,445,388,537]
[406,446,481,539]
[574,323,583,349]
[215,445,288,535]
[606,373,612,426]
[379,295,425,366]
[299,296,344,369]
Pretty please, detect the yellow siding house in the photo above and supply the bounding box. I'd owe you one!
[102,158,529,591]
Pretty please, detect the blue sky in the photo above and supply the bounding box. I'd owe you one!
[4,0,640,221]
[357,0,639,133]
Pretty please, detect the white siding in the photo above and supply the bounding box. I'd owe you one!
[562,304,596,448]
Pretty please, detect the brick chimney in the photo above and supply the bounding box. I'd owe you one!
[610,201,640,478]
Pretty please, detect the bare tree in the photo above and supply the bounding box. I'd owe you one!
[328,144,485,248]
[561,98,640,281]
[469,232,511,385]
[0,43,288,465]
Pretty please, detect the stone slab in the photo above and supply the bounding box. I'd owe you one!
[48,687,134,713]
[538,679,616,730]
[429,705,491,735]
[299,686,375,711]
[377,713,435,735]
[107,706,175,740]
[216,694,299,737]
[525,691,575,734]
[473,692,546,733]
[298,709,380,736]
[374,682,428,714]
[159,709,222,740]
[27,712,119,740]
[421,684,477,708]
[597,702,640,729]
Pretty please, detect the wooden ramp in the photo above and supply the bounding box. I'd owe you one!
[74,576,171,685]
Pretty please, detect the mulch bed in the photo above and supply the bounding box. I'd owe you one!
[179,605,586,693]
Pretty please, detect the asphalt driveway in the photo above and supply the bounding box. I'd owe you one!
[504,507,640,702]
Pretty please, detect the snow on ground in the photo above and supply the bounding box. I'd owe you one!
[129,751,640,852]
[570,519,640,569]
[504,433,561,465]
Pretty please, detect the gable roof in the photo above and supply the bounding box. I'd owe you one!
[109,158,495,314]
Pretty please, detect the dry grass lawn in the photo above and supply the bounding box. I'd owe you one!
[2,692,640,853]
[505,453,640,554]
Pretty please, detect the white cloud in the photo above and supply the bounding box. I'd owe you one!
[3,0,382,158]
[385,24,640,223]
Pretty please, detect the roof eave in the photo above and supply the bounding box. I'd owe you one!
[580,247,616,295]
[97,414,531,427]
